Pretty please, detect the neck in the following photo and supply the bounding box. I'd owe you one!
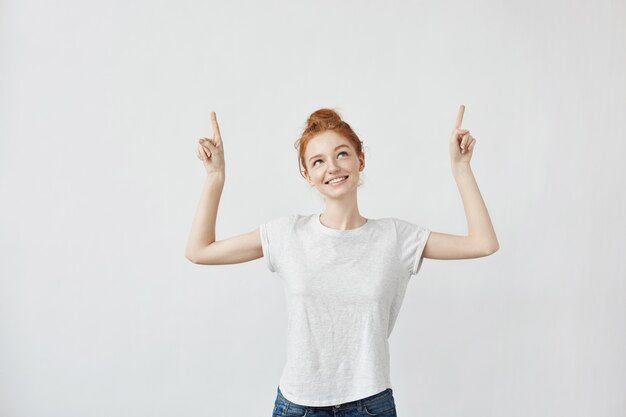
[320,200,367,230]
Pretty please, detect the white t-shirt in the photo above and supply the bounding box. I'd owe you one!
[259,213,431,406]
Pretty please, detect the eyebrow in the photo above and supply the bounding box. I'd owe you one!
[308,144,350,163]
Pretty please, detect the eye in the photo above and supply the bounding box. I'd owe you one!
[312,151,349,167]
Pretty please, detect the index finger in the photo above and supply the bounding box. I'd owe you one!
[210,111,222,143]
[454,104,465,129]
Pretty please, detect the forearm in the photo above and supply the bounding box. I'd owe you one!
[185,173,225,257]
[451,163,499,250]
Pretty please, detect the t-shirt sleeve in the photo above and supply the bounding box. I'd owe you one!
[394,218,431,276]
[259,215,295,273]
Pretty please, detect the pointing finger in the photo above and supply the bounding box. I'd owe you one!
[210,112,222,145]
[454,104,465,129]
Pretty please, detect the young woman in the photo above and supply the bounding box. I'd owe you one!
[185,106,499,416]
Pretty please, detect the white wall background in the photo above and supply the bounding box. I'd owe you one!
[1,0,624,416]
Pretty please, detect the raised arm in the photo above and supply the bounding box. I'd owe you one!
[185,112,263,265]
[423,105,499,260]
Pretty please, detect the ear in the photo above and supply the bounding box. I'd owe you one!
[358,152,365,171]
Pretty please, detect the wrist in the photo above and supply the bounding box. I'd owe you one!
[451,162,471,174]
[206,171,225,182]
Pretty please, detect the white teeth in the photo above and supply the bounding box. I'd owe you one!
[328,176,348,184]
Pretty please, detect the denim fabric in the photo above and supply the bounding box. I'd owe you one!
[271,385,398,417]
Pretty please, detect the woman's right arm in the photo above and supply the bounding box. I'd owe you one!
[184,112,263,265]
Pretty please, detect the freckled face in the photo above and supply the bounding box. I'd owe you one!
[304,131,365,196]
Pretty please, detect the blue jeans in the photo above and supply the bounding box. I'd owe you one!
[272,385,398,417]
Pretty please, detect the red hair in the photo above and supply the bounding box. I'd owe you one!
[294,108,364,179]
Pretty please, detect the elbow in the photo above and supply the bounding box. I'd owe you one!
[185,251,197,264]
[470,236,500,257]
[485,242,500,256]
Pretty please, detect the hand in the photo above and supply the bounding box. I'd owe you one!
[449,104,476,166]
[197,111,226,176]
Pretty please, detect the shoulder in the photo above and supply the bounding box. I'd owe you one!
[261,213,308,232]
[387,217,427,229]
[385,217,430,240]
[375,217,415,231]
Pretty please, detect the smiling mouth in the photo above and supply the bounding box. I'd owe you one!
[325,175,349,185]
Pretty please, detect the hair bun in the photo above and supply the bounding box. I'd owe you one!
[306,108,344,131]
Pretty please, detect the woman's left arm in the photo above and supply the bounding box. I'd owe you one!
[423,105,500,260]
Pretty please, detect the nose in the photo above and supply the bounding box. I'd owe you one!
[327,159,340,173]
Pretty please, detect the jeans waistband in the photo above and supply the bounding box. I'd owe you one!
[276,385,393,410]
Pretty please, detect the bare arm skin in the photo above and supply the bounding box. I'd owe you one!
[184,112,263,265]
[422,105,500,260]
